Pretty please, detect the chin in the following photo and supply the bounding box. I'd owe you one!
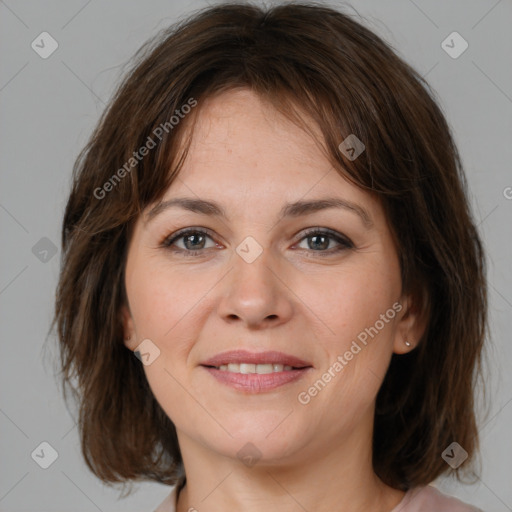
[205,414,307,464]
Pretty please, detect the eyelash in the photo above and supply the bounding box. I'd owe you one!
[161,227,354,257]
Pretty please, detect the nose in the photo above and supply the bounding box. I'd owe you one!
[217,245,294,329]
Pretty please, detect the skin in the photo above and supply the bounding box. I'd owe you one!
[122,89,426,512]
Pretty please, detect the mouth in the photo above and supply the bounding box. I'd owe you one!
[201,349,312,370]
[200,350,313,392]
[204,362,302,373]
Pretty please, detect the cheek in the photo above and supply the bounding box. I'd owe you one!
[298,256,400,404]
[125,263,188,370]
[306,257,400,345]
[126,259,224,378]
[128,259,198,335]
[128,264,201,428]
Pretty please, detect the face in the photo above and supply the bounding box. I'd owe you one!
[122,88,422,466]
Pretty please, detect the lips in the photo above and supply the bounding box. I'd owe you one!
[200,349,312,369]
[200,350,313,392]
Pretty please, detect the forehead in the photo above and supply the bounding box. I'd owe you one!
[168,89,365,203]
[138,88,388,237]
[185,89,323,171]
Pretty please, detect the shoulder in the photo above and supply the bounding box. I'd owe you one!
[395,485,484,512]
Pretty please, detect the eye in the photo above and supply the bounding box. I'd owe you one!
[294,228,354,255]
[161,226,354,257]
[161,228,219,256]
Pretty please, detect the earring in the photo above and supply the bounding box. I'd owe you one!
[125,335,131,341]
[404,340,412,347]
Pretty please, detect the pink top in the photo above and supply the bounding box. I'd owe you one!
[153,480,483,511]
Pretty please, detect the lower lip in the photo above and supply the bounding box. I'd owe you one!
[202,366,311,392]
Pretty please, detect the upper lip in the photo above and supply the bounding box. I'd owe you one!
[201,350,312,368]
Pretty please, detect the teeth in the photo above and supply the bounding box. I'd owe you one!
[217,363,294,373]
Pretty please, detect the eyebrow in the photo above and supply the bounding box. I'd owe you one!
[146,196,373,228]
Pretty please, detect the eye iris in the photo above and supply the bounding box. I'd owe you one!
[184,233,205,250]
[309,234,329,250]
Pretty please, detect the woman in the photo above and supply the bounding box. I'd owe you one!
[54,3,487,511]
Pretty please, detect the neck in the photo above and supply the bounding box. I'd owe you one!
[175,425,405,512]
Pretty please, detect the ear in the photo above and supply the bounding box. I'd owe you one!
[120,303,138,351]
[393,287,429,355]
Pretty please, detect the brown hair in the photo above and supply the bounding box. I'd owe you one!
[52,1,487,495]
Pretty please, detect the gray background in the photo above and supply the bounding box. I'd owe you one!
[1,0,511,510]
